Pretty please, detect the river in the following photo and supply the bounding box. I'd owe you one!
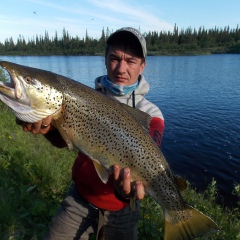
[0,54,239,206]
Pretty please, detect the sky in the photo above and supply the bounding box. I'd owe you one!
[1,0,240,43]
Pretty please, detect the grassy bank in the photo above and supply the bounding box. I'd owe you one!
[0,101,76,239]
[0,71,239,239]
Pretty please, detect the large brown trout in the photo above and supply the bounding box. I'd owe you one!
[0,61,219,239]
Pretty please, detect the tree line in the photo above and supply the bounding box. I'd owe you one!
[0,24,240,56]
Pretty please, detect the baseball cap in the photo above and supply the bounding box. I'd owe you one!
[106,27,147,58]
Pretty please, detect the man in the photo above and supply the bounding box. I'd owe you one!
[22,27,164,240]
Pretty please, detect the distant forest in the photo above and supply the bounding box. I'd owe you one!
[1,24,240,56]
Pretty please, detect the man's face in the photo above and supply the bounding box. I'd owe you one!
[105,44,146,86]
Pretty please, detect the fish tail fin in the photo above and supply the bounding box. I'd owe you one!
[164,204,219,240]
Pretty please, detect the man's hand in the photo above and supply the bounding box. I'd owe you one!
[17,116,53,134]
[113,164,145,201]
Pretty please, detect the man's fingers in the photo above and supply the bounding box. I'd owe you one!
[113,164,120,181]
[113,165,145,201]
[113,165,131,197]
[41,115,52,127]
[122,168,131,197]
[135,181,145,200]
[22,122,34,132]
[31,120,42,134]
[20,116,53,134]
[113,166,132,198]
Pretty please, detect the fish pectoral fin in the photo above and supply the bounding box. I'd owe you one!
[93,161,110,184]
[164,204,219,240]
[174,175,187,191]
[53,120,74,150]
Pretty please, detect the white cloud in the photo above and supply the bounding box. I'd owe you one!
[86,0,173,34]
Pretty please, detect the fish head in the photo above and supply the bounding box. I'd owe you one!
[0,61,63,122]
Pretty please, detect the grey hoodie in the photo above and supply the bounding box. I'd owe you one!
[95,75,164,120]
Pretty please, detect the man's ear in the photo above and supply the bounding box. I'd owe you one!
[140,61,146,74]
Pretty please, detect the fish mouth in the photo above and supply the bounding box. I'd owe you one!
[0,73,17,98]
[0,62,31,118]
[0,62,24,99]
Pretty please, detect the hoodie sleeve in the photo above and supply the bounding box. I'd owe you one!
[149,117,165,147]
[44,129,67,148]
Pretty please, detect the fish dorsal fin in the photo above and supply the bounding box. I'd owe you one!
[92,161,110,184]
[175,175,187,191]
[120,102,152,132]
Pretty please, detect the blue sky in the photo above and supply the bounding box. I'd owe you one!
[1,0,240,43]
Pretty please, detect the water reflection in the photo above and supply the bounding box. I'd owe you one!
[1,54,239,206]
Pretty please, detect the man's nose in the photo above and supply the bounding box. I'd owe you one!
[117,60,126,73]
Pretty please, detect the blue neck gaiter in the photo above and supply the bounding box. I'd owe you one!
[103,76,139,96]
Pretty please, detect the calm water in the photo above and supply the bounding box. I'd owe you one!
[1,55,240,206]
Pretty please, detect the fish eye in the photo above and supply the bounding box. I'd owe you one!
[24,76,32,83]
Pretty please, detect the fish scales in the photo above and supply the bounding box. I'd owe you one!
[0,61,219,240]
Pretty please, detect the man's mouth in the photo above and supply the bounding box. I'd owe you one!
[115,76,127,82]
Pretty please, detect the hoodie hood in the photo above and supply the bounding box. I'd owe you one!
[95,74,163,119]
